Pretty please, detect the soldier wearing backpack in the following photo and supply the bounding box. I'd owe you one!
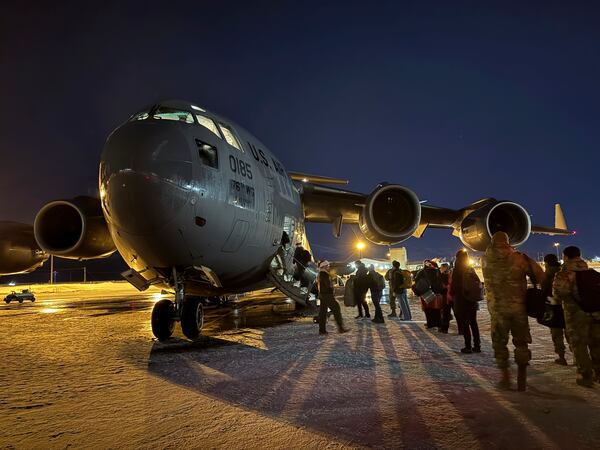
[386,260,412,320]
[553,246,600,387]
[483,231,545,391]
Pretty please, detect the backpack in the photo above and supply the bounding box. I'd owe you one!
[391,270,405,291]
[462,270,483,303]
[399,270,412,289]
[412,271,430,296]
[575,269,600,313]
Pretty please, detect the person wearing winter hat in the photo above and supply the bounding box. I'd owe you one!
[316,260,349,335]
[483,231,545,391]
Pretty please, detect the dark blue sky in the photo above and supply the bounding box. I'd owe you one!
[1,0,599,265]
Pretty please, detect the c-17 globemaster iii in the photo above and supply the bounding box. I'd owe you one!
[0,100,573,340]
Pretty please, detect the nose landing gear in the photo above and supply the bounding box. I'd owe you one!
[150,269,205,341]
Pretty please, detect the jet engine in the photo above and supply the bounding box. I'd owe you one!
[34,196,116,259]
[459,201,531,252]
[359,184,421,245]
[0,223,48,275]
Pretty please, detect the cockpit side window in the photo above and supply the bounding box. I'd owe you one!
[195,138,218,169]
[218,123,243,151]
[195,114,222,138]
[129,111,149,121]
[152,106,194,123]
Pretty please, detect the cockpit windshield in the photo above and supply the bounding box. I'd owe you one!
[152,106,194,123]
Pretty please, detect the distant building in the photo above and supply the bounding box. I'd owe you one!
[388,247,407,268]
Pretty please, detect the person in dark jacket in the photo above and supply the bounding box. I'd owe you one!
[317,260,349,335]
[368,264,385,323]
[415,260,443,329]
[353,261,371,319]
[451,250,481,354]
[543,253,571,365]
[439,263,453,333]
[294,246,312,288]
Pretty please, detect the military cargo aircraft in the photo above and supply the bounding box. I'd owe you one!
[1,100,572,340]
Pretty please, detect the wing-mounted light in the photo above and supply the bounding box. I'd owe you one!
[459,201,531,251]
[34,196,116,260]
[358,184,421,245]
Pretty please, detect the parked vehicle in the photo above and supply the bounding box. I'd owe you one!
[4,289,35,304]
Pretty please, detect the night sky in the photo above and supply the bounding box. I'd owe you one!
[2,1,599,276]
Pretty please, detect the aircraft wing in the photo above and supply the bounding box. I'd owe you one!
[296,177,573,251]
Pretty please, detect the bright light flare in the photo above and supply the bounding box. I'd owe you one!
[356,242,366,250]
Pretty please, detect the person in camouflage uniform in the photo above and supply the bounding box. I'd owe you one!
[552,246,600,387]
[482,231,545,391]
[542,254,572,365]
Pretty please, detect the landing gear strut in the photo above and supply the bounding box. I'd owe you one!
[150,269,204,341]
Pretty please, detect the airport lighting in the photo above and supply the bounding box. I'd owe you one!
[356,241,366,259]
[554,242,560,258]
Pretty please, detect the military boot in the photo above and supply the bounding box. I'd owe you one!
[554,353,568,366]
[517,364,527,392]
[576,373,594,388]
[497,368,511,390]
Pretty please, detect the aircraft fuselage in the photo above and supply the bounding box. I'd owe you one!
[100,100,304,295]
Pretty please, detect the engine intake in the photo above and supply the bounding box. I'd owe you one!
[460,201,531,252]
[359,184,421,245]
[34,196,116,259]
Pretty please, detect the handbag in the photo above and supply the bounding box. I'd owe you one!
[526,287,546,318]
[525,257,546,318]
[421,289,437,304]
[537,303,566,328]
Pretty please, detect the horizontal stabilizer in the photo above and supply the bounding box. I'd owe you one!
[531,225,574,236]
[531,203,573,236]
[289,171,349,185]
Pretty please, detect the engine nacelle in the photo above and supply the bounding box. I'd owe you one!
[459,201,531,252]
[0,222,48,275]
[34,196,116,260]
[359,184,421,245]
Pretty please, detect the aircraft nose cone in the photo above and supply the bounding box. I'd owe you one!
[100,121,193,235]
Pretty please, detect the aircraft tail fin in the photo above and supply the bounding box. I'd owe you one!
[555,204,567,230]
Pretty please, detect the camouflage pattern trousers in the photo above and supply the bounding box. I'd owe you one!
[490,311,532,368]
[563,301,600,378]
[550,327,571,356]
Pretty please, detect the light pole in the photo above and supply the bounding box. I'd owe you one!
[554,242,560,259]
[49,255,54,284]
[356,241,365,260]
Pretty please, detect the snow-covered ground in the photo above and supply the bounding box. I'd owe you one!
[0,282,599,449]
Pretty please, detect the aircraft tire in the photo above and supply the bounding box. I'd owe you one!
[151,299,176,341]
[18,299,23,303]
[181,297,204,340]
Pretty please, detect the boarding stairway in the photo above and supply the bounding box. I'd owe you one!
[267,247,317,307]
